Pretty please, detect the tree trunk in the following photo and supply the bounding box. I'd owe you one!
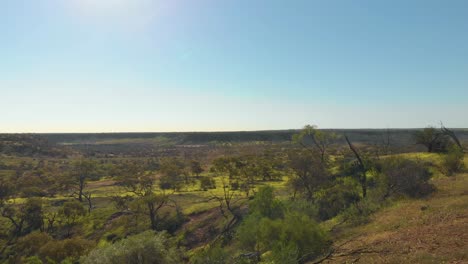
[78,176,85,202]
[345,136,367,198]
[148,203,157,230]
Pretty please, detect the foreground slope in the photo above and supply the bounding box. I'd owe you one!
[322,170,468,263]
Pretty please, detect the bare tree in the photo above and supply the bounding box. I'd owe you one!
[82,192,93,214]
[380,128,392,155]
[207,176,247,237]
[441,123,464,151]
[345,136,367,198]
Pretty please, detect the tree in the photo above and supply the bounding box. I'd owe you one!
[117,170,174,231]
[211,157,239,179]
[207,176,247,238]
[293,125,338,163]
[381,128,392,155]
[0,177,14,201]
[140,193,170,231]
[0,198,44,237]
[413,127,449,153]
[190,160,204,178]
[288,150,329,200]
[69,159,99,202]
[22,198,44,233]
[441,124,464,151]
[59,200,86,237]
[345,135,368,198]
[256,157,281,181]
[159,158,186,191]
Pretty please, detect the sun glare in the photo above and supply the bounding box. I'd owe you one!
[67,0,163,29]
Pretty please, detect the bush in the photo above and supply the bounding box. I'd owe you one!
[378,157,434,198]
[262,243,298,264]
[16,232,53,257]
[237,212,329,263]
[24,256,43,264]
[440,145,465,176]
[191,244,228,264]
[315,178,360,221]
[249,186,283,219]
[279,212,329,260]
[39,237,94,263]
[342,198,380,225]
[82,231,183,264]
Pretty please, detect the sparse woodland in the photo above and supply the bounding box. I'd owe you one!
[0,126,466,263]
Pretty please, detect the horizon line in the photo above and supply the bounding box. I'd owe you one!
[2,127,468,134]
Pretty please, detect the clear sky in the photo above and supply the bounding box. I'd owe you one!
[1,0,467,132]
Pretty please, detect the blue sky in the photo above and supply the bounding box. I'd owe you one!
[1,0,467,132]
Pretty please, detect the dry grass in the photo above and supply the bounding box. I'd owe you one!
[320,171,468,264]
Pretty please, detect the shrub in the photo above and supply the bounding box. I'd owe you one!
[191,244,228,264]
[249,186,283,219]
[315,178,360,221]
[378,157,434,198]
[279,212,329,260]
[263,243,298,264]
[24,256,43,264]
[16,232,53,257]
[440,145,465,176]
[82,231,183,264]
[342,198,380,225]
[237,212,328,262]
[39,237,94,263]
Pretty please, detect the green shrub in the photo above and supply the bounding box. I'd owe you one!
[16,232,53,257]
[82,231,183,264]
[440,145,465,176]
[191,244,228,264]
[249,186,283,219]
[282,199,319,220]
[237,212,328,263]
[262,243,298,264]
[342,198,379,225]
[39,237,94,263]
[315,178,360,221]
[24,256,43,264]
[279,212,329,260]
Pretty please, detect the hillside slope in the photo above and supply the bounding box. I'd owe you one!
[321,171,468,263]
